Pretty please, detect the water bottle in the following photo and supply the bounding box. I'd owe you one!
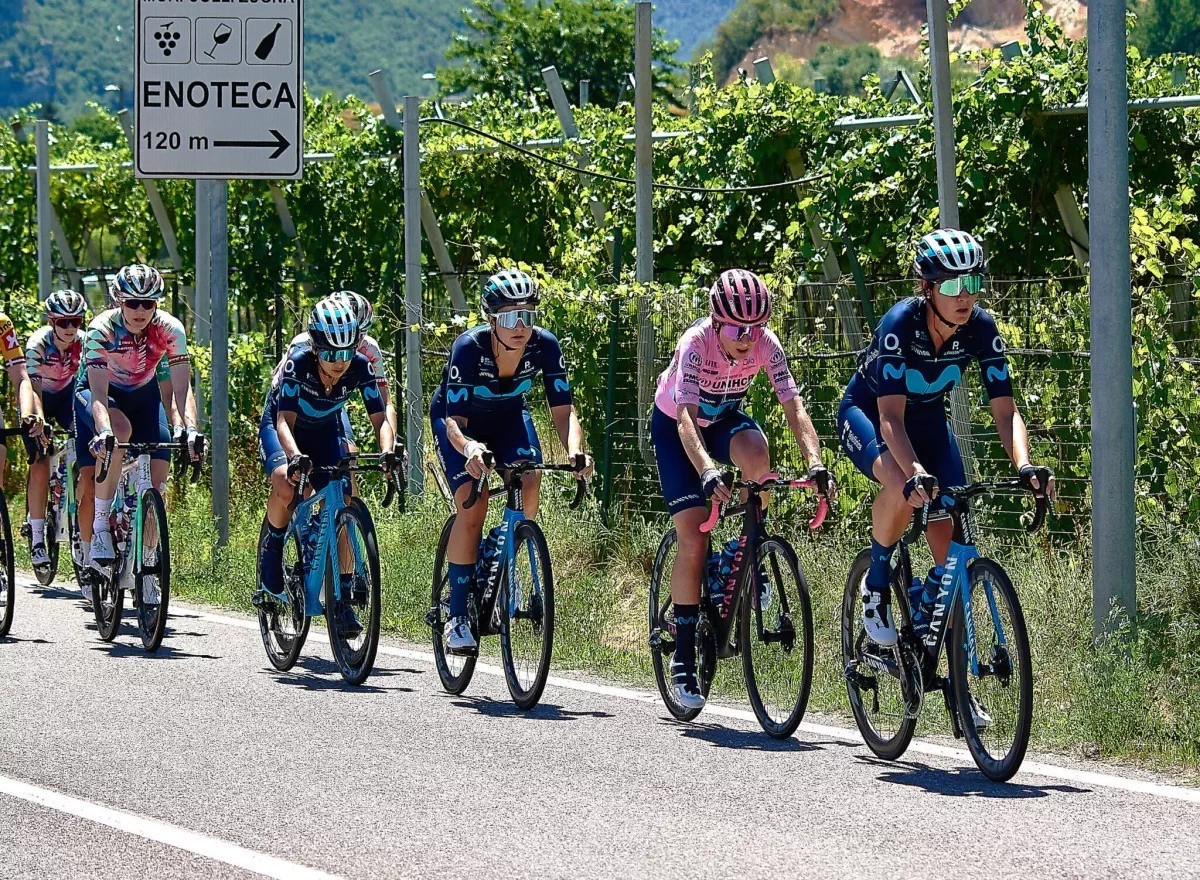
[709,538,742,619]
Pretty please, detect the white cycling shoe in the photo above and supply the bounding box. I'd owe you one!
[968,695,993,731]
[669,660,706,711]
[443,615,477,654]
[89,530,115,567]
[30,543,50,568]
[861,577,898,648]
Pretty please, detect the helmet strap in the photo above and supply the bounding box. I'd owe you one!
[922,287,961,342]
[490,322,521,354]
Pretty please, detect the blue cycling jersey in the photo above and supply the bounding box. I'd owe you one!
[430,325,573,423]
[845,297,1013,416]
[276,351,385,427]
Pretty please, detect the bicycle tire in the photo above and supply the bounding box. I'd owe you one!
[648,528,712,722]
[499,519,555,710]
[68,467,88,592]
[949,558,1034,783]
[741,536,813,739]
[256,515,310,671]
[0,492,15,637]
[135,489,171,652]
[27,487,60,586]
[430,514,477,694]
[326,499,382,685]
[841,548,918,760]
[93,563,123,642]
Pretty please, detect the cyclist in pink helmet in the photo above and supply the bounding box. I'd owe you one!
[651,268,835,710]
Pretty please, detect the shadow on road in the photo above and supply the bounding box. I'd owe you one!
[89,641,222,661]
[29,585,82,601]
[665,719,832,752]
[0,635,53,645]
[449,693,614,721]
[258,655,414,694]
[862,757,1091,798]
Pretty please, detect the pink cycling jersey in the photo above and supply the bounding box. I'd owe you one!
[270,332,388,390]
[83,308,189,392]
[25,325,82,394]
[654,317,798,427]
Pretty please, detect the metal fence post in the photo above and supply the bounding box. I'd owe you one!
[210,181,230,545]
[1088,0,1136,637]
[36,121,51,300]
[634,1,655,463]
[403,96,425,495]
[194,180,211,431]
[601,227,625,523]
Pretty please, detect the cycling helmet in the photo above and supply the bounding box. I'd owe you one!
[482,269,540,316]
[709,268,771,326]
[334,290,373,333]
[913,229,986,282]
[45,289,88,319]
[308,296,361,353]
[110,264,165,302]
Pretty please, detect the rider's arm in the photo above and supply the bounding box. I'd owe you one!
[990,396,1030,468]
[877,394,923,477]
[550,404,592,475]
[357,366,392,453]
[88,366,113,436]
[8,362,42,422]
[781,396,822,469]
[677,403,716,476]
[169,362,198,431]
[369,410,395,455]
[760,329,819,468]
[276,410,301,460]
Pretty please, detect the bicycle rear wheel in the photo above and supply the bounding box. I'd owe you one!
[0,492,14,637]
[26,491,59,586]
[841,548,919,760]
[949,558,1033,783]
[326,500,382,685]
[430,515,477,694]
[648,529,714,722]
[500,519,554,710]
[741,537,813,739]
[256,516,310,671]
[135,489,171,652]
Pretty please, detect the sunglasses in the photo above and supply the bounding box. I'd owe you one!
[317,348,354,363]
[121,299,158,312]
[938,275,985,297]
[493,309,536,330]
[718,323,765,343]
[52,317,84,329]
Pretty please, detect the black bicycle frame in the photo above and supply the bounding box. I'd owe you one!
[704,492,767,659]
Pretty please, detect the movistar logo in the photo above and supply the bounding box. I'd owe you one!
[516,447,537,458]
[906,365,961,396]
[363,384,381,401]
[455,575,472,584]
[986,364,1009,383]
[447,388,469,403]
[280,383,300,398]
[553,378,570,393]
[882,364,905,381]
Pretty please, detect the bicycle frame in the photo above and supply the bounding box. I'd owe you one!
[289,474,359,617]
[111,452,157,586]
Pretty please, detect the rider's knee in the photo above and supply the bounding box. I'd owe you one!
[269,466,292,498]
[732,431,771,479]
[675,523,709,558]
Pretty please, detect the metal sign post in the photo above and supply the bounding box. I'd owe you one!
[135,0,303,179]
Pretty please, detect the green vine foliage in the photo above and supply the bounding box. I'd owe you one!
[3,6,1200,525]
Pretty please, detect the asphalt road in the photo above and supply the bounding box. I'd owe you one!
[1,574,1198,880]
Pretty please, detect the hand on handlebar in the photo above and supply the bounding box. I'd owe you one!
[903,470,938,508]
[21,413,46,440]
[463,440,492,480]
[806,464,837,503]
[571,451,594,480]
[90,430,114,459]
[702,467,733,504]
[1019,464,1056,501]
[286,453,311,485]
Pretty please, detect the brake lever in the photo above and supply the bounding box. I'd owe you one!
[905,502,929,544]
[463,451,495,510]
[1028,493,1048,533]
[288,467,310,513]
[190,435,206,484]
[568,453,588,510]
[96,434,117,483]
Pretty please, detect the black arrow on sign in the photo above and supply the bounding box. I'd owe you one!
[212,129,289,160]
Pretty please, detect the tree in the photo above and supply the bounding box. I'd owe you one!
[1133,0,1200,54]
[438,0,682,106]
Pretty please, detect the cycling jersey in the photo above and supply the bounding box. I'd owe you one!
[276,351,385,427]
[430,325,572,424]
[81,308,188,392]
[26,326,81,394]
[843,297,1013,416]
[654,317,798,426]
[0,314,26,367]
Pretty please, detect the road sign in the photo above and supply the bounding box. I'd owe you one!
[136,0,303,179]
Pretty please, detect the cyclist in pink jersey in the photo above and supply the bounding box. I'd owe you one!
[74,265,202,573]
[651,268,834,710]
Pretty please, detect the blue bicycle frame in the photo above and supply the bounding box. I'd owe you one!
[288,474,363,617]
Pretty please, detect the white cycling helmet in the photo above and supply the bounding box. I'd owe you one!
[334,290,374,333]
[308,296,361,354]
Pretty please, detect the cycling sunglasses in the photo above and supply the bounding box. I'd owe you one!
[121,298,158,312]
[938,275,985,297]
[317,348,355,363]
[718,322,765,343]
[52,317,84,329]
[493,308,536,330]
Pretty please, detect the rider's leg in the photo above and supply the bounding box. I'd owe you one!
[257,465,294,593]
[915,418,967,607]
[726,420,771,509]
[27,457,50,521]
[500,409,543,519]
[448,479,487,617]
[0,409,9,492]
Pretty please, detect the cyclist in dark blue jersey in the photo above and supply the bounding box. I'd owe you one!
[430,268,592,653]
[838,230,1054,648]
[256,297,399,629]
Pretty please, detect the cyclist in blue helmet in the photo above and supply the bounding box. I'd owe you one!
[838,229,1055,651]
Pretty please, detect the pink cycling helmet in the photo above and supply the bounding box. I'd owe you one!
[709,269,771,327]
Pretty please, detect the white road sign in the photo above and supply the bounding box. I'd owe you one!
[136,0,303,179]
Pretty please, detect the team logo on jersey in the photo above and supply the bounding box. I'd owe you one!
[448,365,461,382]
[883,333,900,352]
[447,389,469,403]
[993,336,1005,353]
[687,350,703,368]
[769,348,785,366]
[283,359,295,375]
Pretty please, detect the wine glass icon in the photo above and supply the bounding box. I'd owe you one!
[205,23,232,59]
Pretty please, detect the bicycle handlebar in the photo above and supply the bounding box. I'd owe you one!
[95,433,204,484]
[699,472,830,535]
[463,451,589,511]
[905,478,1049,543]
[287,450,407,511]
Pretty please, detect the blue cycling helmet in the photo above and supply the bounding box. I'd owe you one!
[913,229,986,282]
[482,269,540,316]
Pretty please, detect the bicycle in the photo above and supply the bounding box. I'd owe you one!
[254,452,403,686]
[841,479,1047,782]
[22,429,86,588]
[0,427,28,637]
[90,432,203,651]
[428,453,587,711]
[648,472,828,738]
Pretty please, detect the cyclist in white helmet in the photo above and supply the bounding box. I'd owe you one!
[651,268,833,710]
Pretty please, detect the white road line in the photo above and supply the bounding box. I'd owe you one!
[24,580,1200,808]
[0,774,346,880]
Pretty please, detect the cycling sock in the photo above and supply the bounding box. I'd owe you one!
[261,522,286,555]
[92,498,113,534]
[672,603,699,671]
[447,561,474,618]
[867,538,896,589]
[29,518,45,546]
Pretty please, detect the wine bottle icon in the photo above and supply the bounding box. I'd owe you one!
[254,22,283,61]
[205,23,232,59]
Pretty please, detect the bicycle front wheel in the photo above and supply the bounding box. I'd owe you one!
[256,516,310,671]
[430,515,476,694]
[741,537,814,739]
[135,489,171,652]
[500,519,554,710]
[0,491,14,637]
[326,500,382,685]
[949,558,1033,783]
[93,564,123,642]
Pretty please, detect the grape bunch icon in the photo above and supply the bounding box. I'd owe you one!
[154,23,181,57]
